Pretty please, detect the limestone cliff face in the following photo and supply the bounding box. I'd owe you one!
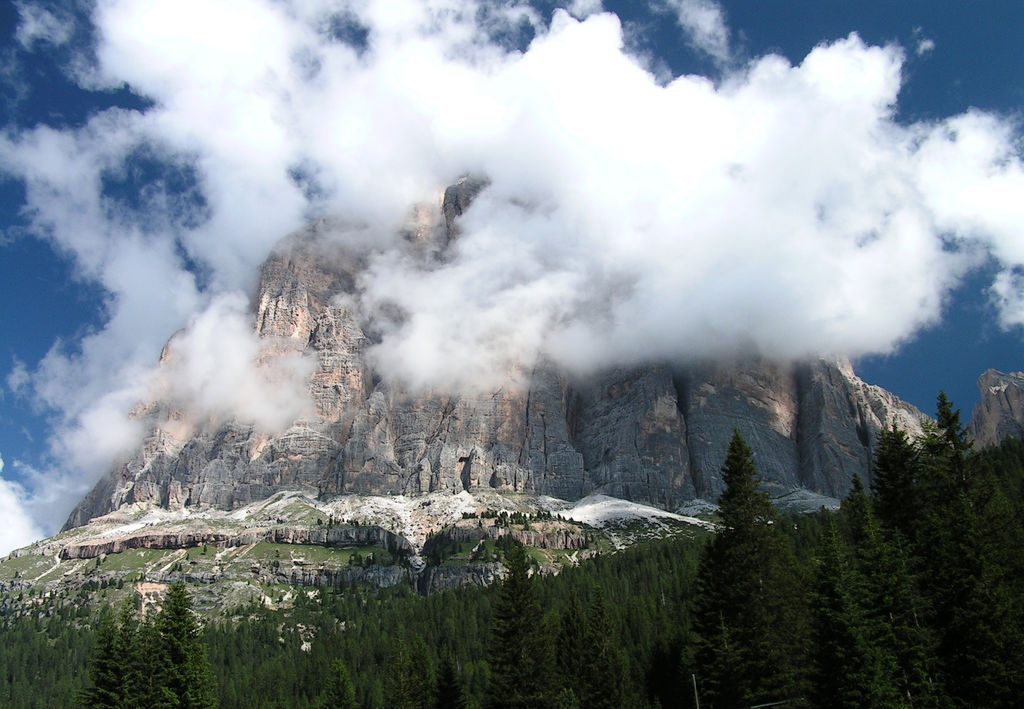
[970,369,1024,447]
[64,185,925,530]
[675,357,924,500]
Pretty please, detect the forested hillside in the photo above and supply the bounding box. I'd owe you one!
[3,396,1023,708]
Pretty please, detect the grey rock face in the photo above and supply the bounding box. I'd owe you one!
[320,375,572,498]
[441,176,489,243]
[678,359,800,499]
[571,365,694,506]
[675,357,923,500]
[970,369,1024,447]
[795,358,924,496]
[64,183,926,530]
[417,563,505,595]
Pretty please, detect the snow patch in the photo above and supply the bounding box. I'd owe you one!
[565,494,712,530]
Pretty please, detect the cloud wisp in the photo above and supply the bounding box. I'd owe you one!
[659,0,732,65]
[0,454,45,555]
[1,0,1024,536]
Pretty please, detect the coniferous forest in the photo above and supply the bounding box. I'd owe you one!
[2,395,1024,708]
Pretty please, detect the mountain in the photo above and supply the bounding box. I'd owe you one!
[970,369,1024,447]
[0,180,941,611]
[64,181,925,532]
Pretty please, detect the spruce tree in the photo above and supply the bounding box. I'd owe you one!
[81,611,123,709]
[434,652,467,709]
[410,636,437,709]
[926,458,1024,706]
[902,393,1024,706]
[486,542,551,709]
[693,430,809,707]
[555,595,585,699]
[810,520,903,708]
[580,585,626,709]
[870,425,921,540]
[115,601,145,707]
[385,635,435,709]
[847,477,938,707]
[866,567,938,707]
[156,582,217,709]
[320,658,358,709]
[136,611,175,709]
[935,392,972,466]
[81,589,217,709]
[384,637,416,709]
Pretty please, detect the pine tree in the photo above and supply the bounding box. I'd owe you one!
[385,635,435,709]
[554,595,585,699]
[870,425,921,540]
[486,542,552,709]
[847,477,939,707]
[580,585,626,709]
[115,601,145,707]
[692,430,809,707]
[156,582,217,709]
[320,658,357,709]
[80,611,123,709]
[810,520,904,708]
[434,652,467,709]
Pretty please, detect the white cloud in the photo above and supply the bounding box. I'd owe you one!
[0,454,45,555]
[568,0,603,20]
[1,1,1024,532]
[6,358,30,396]
[912,27,935,57]
[361,28,1017,387]
[152,293,316,432]
[14,1,74,49]
[659,0,731,65]
[992,270,1024,330]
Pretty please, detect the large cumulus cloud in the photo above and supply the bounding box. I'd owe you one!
[1,0,1024,535]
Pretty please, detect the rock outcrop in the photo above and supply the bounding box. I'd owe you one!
[58,524,414,560]
[417,563,505,595]
[65,182,926,530]
[421,520,589,560]
[970,369,1024,447]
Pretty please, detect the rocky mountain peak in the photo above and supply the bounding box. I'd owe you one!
[63,181,926,531]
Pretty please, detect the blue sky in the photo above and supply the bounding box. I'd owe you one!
[1,0,1023,550]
